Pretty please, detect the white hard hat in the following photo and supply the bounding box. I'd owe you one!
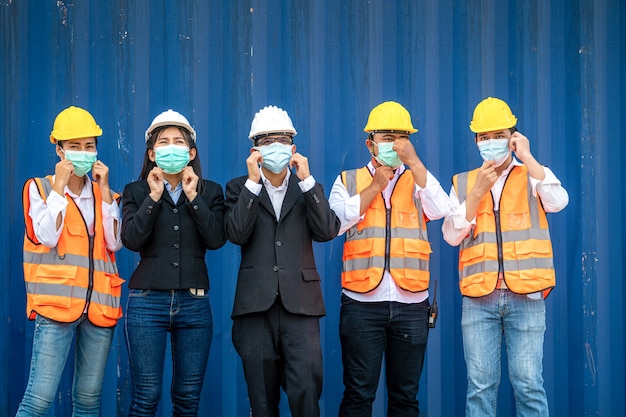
[145,109,196,142]
[248,105,297,140]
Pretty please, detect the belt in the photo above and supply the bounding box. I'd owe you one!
[189,288,205,296]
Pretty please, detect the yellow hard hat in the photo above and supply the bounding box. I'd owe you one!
[469,97,517,133]
[364,101,417,134]
[50,106,103,143]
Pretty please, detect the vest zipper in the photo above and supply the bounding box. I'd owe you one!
[493,168,514,279]
[86,235,95,311]
[69,188,96,313]
[384,206,391,272]
[494,208,504,274]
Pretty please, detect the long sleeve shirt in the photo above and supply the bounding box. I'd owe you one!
[329,162,451,303]
[442,158,569,247]
[28,176,122,252]
[244,169,316,220]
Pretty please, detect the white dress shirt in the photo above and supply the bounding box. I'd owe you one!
[329,162,451,304]
[28,176,122,252]
[245,169,316,220]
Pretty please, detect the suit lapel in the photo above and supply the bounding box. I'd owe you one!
[279,174,302,222]
[258,185,275,217]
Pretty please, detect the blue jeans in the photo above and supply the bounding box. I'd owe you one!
[462,290,548,417]
[15,315,114,417]
[125,289,213,417]
[339,294,430,417]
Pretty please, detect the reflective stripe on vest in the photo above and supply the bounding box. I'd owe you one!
[453,165,555,298]
[341,167,432,293]
[22,176,124,326]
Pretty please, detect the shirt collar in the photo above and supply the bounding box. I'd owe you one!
[260,167,290,190]
[164,181,182,192]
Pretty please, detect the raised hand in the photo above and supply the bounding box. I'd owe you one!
[147,166,165,202]
[290,152,311,181]
[182,166,199,201]
[52,159,74,195]
[246,149,263,183]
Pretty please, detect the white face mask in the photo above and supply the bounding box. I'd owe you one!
[477,139,511,167]
[255,143,292,174]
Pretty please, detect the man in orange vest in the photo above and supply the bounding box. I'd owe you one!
[329,101,450,416]
[17,106,123,417]
[442,97,569,417]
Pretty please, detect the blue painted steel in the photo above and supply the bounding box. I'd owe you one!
[1,0,624,416]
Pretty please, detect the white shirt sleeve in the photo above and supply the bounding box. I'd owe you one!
[297,175,316,193]
[28,181,68,248]
[441,185,474,247]
[244,178,263,196]
[102,199,122,252]
[415,171,452,221]
[328,175,363,236]
[529,166,569,213]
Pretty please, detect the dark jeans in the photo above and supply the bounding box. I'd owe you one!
[125,289,213,417]
[339,294,429,417]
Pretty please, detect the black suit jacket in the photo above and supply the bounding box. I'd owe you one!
[121,179,226,290]
[225,174,340,318]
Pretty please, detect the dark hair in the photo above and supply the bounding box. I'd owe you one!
[138,126,205,193]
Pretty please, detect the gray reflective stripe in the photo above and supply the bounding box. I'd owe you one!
[344,255,429,273]
[346,226,386,240]
[344,169,358,196]
[36,177,53,198]
[24,250,118,274]
[389,257,430,271]
[26,281,88,301]
[347,225,428,241]
[461,228,552,250]
[26,282,121,309]
[462,257,554,278]
[456,172,469,201]
[91,288,121,309]
[344,256,384,272]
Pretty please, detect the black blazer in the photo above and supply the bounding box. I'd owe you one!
[121,179,226,290]
[225,174,340,318]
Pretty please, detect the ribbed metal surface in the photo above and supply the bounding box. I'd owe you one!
[1,1,624,415]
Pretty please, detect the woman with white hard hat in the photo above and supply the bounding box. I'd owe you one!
[121,109,226,416]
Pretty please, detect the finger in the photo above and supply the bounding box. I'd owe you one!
[482,160,495,169]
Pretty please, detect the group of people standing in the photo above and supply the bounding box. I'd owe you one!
[16,97,568,417]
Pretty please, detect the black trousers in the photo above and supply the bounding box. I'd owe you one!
[232,300,323,417]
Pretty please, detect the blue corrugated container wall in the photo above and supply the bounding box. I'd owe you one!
[1,1,624,416]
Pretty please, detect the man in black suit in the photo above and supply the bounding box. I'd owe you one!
[225,105,340,417]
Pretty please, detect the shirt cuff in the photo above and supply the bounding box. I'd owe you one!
[298,175,316,193]
[102,199,121,220]
[452,202,475,229]
[245,179,263,196]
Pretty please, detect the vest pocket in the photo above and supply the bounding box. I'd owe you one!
[506,212,531,229]
[32,264,78,308]
[302,268,320,282]
[395,209,420,228]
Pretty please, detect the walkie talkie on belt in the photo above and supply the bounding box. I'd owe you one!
[428,280,438,328]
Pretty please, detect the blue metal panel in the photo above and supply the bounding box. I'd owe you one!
[1,0,624,416]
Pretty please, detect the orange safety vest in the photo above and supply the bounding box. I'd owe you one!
[22,176,124,327]
[341,167,432,293]
[453,165,555,298]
